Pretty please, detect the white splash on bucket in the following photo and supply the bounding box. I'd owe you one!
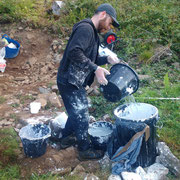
[126,87,134,94]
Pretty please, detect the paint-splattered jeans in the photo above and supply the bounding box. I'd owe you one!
[57,82,90,151]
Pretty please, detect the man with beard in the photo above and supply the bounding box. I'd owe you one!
[57,3,120,160]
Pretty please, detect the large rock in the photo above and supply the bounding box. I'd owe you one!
[121,172,142,180]
[156,142,180,177]
[147,163,169,180]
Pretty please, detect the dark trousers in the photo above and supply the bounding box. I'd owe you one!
[57,82,90,151]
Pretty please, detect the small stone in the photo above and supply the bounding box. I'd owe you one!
[84,174,100,180]
[36,98,47,108]
[71,164,85,175]
[16,123,23,129]
[52,167,71,176]
[108,174,122,180]
[48,92,62,108]
[51,85,58,93]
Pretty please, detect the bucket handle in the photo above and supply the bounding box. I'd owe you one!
[153,116,163,129]
[2,34,9,39]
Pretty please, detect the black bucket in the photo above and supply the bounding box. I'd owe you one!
[88,121,113,151]
[100,64,139,102]
[113,103,158,167]
[19,124,51,158]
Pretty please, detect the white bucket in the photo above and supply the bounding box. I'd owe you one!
[30,102,41,114]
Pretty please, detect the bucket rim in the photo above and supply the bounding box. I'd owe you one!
[89,121,113,127]
[19,123,51,141]
[114,102,158,122]
[88,121,113,137]
[110,63,139,94]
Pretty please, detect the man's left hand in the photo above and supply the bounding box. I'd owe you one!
[107,56,120,65]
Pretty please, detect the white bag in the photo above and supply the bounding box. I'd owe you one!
[0,47,6,73]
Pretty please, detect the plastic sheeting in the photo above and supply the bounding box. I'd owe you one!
[108,126,149,175]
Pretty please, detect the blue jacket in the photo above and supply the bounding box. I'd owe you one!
[57,18,108,88]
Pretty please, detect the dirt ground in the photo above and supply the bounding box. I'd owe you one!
[0,24,102,178]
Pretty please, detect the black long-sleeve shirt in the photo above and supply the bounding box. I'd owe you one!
[57,18,108,88]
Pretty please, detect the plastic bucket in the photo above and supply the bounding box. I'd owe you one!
[88,121,113,151]
[19,124,51,158]
[2,34,20,59]
[101,64,139,102]
[114,103,158,167]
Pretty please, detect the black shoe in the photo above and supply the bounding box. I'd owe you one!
[58,134,77,150]
[78,148,104,161]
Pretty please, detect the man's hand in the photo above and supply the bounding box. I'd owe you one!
[108,56,128,65]
[107,55,120,65]
[95,66,110,86]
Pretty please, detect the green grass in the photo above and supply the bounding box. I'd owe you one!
[0,128,21,179]
[0,165,20,180]
[0,128,19,163]
[0,96,6,104]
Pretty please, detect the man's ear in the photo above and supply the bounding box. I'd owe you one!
[100,11,107,19]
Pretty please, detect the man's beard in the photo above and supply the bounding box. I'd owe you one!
[97,19,107,34]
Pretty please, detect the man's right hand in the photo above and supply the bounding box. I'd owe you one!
[95,66,110,86]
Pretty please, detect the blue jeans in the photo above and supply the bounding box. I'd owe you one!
[57,82,90,151]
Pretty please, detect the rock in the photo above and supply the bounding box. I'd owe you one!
[89,115,96,123]
[156,142,180,177]
[87,87,94,94]
[39,87,50,94]
[147,163,169,180]
[36,98,47,108]
[51,85,58,93]
[27,34,35,40]
[46,54,52,61]
[27,57,37,67]
[14,76,26,81]
[99,154,111,170]
[53,53,63,63]
[71,164,85,175]
[37,93,50,100]
[102,114,112,122]
[93,86,100,95]
[84,173,100,180]
[139,75,151,80]
[52,167,71,176]
[18,27,23,30]
[48,92,62,108]
[87,97,92,107]
[19,115,53,126]
[16,123,23,129]
[0,120,13,126]
[52,154,64,164]
[49,112,67,140]
[121,172,142,180]
[108,174,122,180]
[172,62,180,68]
[135,166,147,178]
[52,1,65,16]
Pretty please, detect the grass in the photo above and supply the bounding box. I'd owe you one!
[0,96,6,104]
[0,128,21,179]
[0,0,179,179]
